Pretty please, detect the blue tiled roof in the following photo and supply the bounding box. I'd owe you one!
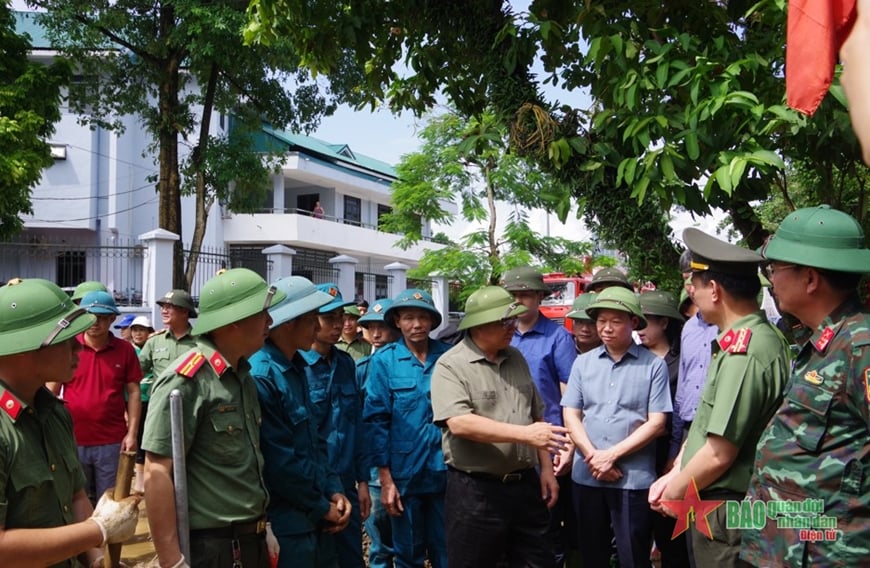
[14,12,51,50]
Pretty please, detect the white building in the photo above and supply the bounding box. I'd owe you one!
[7,11,443,306]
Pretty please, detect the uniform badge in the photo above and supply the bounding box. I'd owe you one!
[0,390,23,420]
[328,287,338,297]
[804,370,824,385]
[814,327,835,352]
[373,303,383,313]
[718,328,752,354]
[209,352,229,375]
[413,292,423,300]
[176,351,206,378]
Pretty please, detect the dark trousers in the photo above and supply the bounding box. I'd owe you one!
[549,475,578,567]
[690,492,752,568]
[275,531,338,568]
[190,532,269,568]
[445,468,554,568]
[335,483,364,568]
[365,485,394,568]
[653,511,691,568]
[573,484,651,568]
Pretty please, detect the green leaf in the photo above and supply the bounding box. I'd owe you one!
[685,131,700,161]
[661,152,676,181]
[624,158,637,185]
[655,62,669,89]
[728,157,747,189]
[714,165,732,194]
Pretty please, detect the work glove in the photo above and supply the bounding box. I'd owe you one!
[266,522,280,568]
[90,488,142,545]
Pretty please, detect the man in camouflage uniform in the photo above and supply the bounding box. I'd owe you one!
[740,206,870,567]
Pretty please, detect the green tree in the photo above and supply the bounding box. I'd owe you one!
[31,0,352,288]
[382,109,596,297]
[0,6,68,238]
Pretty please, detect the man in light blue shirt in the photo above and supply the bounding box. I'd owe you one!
[562,287,672,568]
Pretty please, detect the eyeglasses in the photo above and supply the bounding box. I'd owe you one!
[763,263,798,279]
[500,318,519,329]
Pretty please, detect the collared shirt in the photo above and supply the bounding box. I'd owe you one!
[300,346,366,485]
[431,336,544,476]
[670,313,718,457]
[682,311,789,494]
[63,334,142,446]
[249,341,343,536]
[142,336,268,530]
[561,343,672,490]
[138,326,196,400]
[511,314,577,426]
[0,383,87,568]
[336,335,372,362]
[742,299,870,567]
[363,338,450,494]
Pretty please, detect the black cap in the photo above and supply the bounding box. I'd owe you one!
[682,228,762,277]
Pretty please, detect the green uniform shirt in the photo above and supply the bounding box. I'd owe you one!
[138,327,196,401]
[0,382,87,568]
[741,299,870,567]
[142,336,268,530]
[682,311,789,493]
[431,336,545,476]
[336,335,372,362]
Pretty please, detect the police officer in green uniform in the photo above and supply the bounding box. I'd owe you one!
[740,206,870,567]
[649,228,790,566]
[139,289,198,380]
[143,268,286,568]
[0,279,141,567]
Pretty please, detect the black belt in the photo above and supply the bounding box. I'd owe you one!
[449,466,534,484]
[189,518,267,540]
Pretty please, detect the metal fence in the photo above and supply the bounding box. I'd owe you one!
[0,236,146,305]
[187,245,273,302]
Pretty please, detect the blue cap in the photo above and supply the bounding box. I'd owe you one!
[384,288,442,329]
[315,283,355,313]
[80,290,121,315]
[358,298,393,327]
[268,277,335,329]
[113,313,136,328]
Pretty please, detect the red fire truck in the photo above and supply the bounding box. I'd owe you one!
[539,272,591,331]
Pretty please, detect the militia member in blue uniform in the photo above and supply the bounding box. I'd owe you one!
[649,229,790,567]
[301,283,370,568]
[143,268,285,568]
[0,279,140,567]
[355,299,398,568]
[250,276,351,568]
[741,206,870,567]
[363,289,450,568]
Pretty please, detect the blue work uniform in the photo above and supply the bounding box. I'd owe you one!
[249,341,343,568]
[363,338,450,568]
[301,346,367,568]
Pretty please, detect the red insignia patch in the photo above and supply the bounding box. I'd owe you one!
[176,351,206,379]
[814,327,835,353]
[209,352,229,375]
[718,329,736,351]
[718,328,752,353]
[0,390,23,420]
[328,287,338,297]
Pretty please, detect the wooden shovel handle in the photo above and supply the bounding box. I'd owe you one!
[103,451,137,568]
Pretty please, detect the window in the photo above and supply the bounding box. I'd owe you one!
[344,196,361,226]
[377,204,392,230]
[56,251,86,288]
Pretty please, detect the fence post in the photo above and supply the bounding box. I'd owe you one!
[429,271,450,337]
[329,254,358,301]
[385,262,409,298]
[262,245,296,280]
[139,229,180,326]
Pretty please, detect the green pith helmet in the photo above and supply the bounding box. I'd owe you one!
[359,298,394,327]
[191,268,286,335]
[683,227,762,277]
[566,292,597,321]
[639,290,685,322]
[71,280,107,302]
[315,282,356,313]
[268,276,334,329]
[585,267,633,292]
[0,279,96,356]
[762,205,870,273]
[458,286,528,331]
[157,289,198,317]
[344,305,362,317]
[384,288,443,329]
[585,286,647,330]
[502,266,549,293]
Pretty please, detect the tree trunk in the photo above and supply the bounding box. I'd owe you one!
[484,162,500,284]
[185,63,219,290]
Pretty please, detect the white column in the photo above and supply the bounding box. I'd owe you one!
[262,245,296,280]
[139,229,180,325]
[385,261,409,298]
[272,174,285,213]
[429,271,450,337]
[329,254,358,301]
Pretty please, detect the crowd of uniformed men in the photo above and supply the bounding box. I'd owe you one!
[3,5,870,566]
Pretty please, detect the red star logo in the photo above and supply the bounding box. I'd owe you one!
[660,478,725,540]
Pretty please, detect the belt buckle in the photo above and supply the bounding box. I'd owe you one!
[501,472,523,483]
[256,519,267,534]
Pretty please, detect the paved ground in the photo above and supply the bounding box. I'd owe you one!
[121,500,157,566]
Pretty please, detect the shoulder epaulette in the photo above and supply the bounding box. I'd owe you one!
[208,351,229,376]
[814,327,835,353]
[718,327,752,354]
[176,351,207,379]
[0,390,23,420]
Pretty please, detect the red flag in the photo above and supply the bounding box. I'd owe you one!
[787,0,858,115]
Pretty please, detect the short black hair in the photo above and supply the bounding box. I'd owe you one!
[815,269,862,293]
[357,299,369,308]
[694,269,761,302]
